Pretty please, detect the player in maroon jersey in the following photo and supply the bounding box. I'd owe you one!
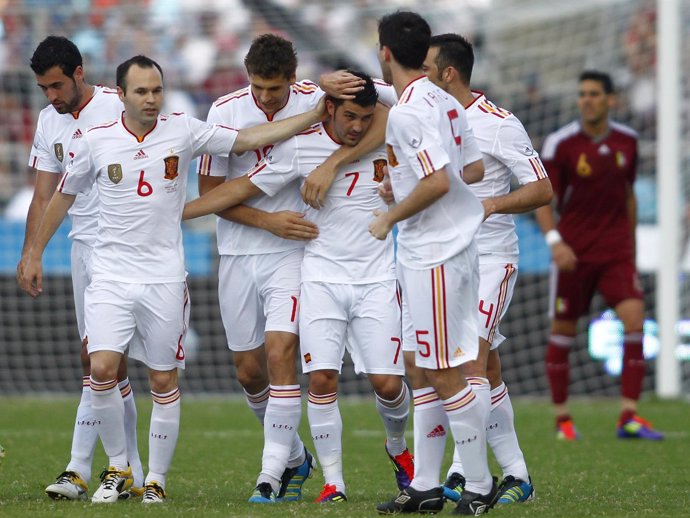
[535,70,663,441]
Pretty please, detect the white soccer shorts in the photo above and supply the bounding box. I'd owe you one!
[299,280,404,375]
[84,280,188,370]
[218,249,302,352]
[477,261,518,350]
[397,244,480,370]
[70,240,93,340]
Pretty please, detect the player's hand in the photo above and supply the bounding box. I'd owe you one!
[551,241,578,271]
[19,253,43,298]
[263,211,319,241]
[369,209,393,240]
[301,162,337,209]
[16,254,28,287]
[377,166,395,205]
[320,70,365,100]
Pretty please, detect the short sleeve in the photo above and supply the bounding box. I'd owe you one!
[247,138,301,197]
[197,103,230,177]
[540,131,565,197]
[59,138,96,195]
[493,117,548,185]
[374,81,398,108]
[28,118,61,173]
[388,107,450,179]
[187,115,238,158]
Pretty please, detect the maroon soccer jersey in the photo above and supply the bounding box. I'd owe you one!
[541,120,637,262]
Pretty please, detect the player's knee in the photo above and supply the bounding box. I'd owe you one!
[551,319,577,336]
[371,375,403,400]
[234,351,268,389]
[308,370,338,395]
[148,369,177,394]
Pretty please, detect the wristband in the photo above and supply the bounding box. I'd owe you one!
[545,229,563,247]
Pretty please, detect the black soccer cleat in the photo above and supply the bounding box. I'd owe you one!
[376,486,445,515]
[452,478,498,515]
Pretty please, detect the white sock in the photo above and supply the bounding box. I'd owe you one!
[487,383,529,481]
[287,431,306,469]
[307,391,344,493]
[244,386,269,425]
[90,377,127,470]
[443,386,492,495]
[446,377,490,477]
[409,387,447,491]
[119,379,143,487]
[376,383,410,456]
[146,388,181,489]
[257,385,302,492]
[65,377,98,481]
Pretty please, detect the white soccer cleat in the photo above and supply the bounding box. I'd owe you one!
[45,470,89,500]
[142,481,166,504]
[91,466,133,503]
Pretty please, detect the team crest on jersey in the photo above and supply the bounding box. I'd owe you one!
[386,145,398,167]
[54,143,64,162]
[373,158,387,182]
[164,155,179,180]
[108,164,123,184]
[615,151,626,168]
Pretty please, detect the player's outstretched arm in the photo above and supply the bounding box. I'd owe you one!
[482,177,553,219]
[226,206,319,241]
[369,167,450,240]
[320,70,365,100]
[19,191,76,298]
[231,97,327,154]
[183,175,263,221]
[302,102,389,209]
[17,170,60,283]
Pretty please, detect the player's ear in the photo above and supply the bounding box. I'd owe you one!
[117,86,125,102]
[73,65,84,83]
[607,93,618,110]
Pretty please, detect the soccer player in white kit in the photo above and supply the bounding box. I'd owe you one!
[370,12,495,516]
[19,55,327,504]
[18,36,144,500]
[423,34,552,506]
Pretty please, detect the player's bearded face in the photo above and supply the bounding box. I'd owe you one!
[120,65,164,129]
[36,66,83,115]
[577,80,610,125]
[330,101,375,147]
[422,47,443,88]
[249,74,293,116]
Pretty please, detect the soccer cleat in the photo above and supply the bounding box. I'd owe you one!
[248,482,277,503]
[376,486,444,514]
[442,472,466,502]
[555,418,579,441]
[91,466,133,503]
[315,484,347,503]
[45,470,88,501]
[118,485,145,500]
[278,447,316,501]
[452,479,498,515]
[617,415,664,440]
[142,481,166,504]
[386,443,414,490]
[495,475,534,505]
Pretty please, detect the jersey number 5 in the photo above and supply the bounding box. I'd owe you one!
[446,109,462,146]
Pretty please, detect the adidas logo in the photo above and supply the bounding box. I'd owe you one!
[426,425,446,438]
[134,149,148,160]
[72,129,83,139]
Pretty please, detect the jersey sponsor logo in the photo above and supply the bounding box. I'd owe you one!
[576,153,592,177]
[373,158,387,182]
[519,144,534,156]
[426,424,446,438]
[71,129,83,139]
[615,151,627,168]
[164,155,179,180]
[133,149,148,160]
[108,163,123,184]
[598,143,610,155]
[453,347,464,358]
[54,143,64,162]
[386,144,399,167]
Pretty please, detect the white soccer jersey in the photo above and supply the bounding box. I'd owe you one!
[60,112,238,283]
[465,91,548,260]
[197,80,323,256]
[386,76,484,269]
[248,123,395,284]
[28,86,122,245]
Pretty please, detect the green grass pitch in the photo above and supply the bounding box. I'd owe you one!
[0,396,688,517]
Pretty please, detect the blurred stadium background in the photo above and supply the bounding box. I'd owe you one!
[0,0,688,397]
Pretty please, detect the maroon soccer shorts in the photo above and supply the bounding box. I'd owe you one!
[550,259,644,320]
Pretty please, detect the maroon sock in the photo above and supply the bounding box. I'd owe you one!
[545,336,574,405]
[619,409,636,425]
[621,332,645,401]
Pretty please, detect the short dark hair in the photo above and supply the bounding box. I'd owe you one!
[329,70,378,108]
[116,55,164,92]
[30,36,83,78]
[579,70,614,94]
[244,34,298,79]
[378,11,431,70]
[430,34,474,85]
